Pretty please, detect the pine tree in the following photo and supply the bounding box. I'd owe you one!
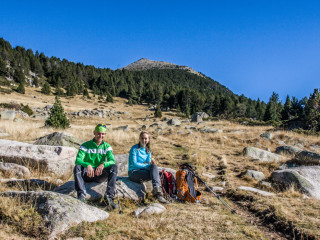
[41,81,51,95]
[304,88,320,132]
[45,96,70,129]
[281,95,292,120]
[106,91,113,103]
[264,92,282,122]
[16,82,25,94]
[154,104,162,118]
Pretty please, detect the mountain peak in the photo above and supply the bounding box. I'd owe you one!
[121,58,205,77]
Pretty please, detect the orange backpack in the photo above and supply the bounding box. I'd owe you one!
[176,167,201,203]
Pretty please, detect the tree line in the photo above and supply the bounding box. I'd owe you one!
[0,37,319,133]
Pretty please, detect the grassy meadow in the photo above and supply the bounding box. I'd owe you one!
[0,87,320,239]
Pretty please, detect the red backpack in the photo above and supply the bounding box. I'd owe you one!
[160,169,176,200]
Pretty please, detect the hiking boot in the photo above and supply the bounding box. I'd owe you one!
[78,196,86,204]
[103,196,117,211]
[152,186,169,204]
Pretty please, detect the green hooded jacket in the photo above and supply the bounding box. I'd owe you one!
[75,139,115,168]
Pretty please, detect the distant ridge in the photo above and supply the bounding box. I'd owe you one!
[121,58,205,77]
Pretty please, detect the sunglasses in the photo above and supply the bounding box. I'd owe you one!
[97,124,106,128]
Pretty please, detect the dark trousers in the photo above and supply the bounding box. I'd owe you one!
[74,164,118,199]
[129,164,160,188]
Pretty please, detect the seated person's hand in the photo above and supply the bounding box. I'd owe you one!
[95,163,104,176]
[87,165,94,178]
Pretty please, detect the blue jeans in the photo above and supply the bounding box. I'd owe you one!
[74,164,118,199]
[129,164,160,188]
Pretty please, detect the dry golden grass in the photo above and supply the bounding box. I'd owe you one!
[1,86,320,239]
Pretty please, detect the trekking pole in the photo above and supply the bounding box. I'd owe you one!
[116,188,123,214]
[195,174,236,214]
[116,182,142,207]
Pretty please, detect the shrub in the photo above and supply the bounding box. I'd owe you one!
[45,96,70,129]
[16,82,25,94]
[154,105,162,118]
[21,104,33,116]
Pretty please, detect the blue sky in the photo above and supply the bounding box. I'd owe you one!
[1,0,319,102]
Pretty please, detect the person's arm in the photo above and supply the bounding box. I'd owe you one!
[104,145,115,168]
[129,147,148,169]
[75,145,91,168]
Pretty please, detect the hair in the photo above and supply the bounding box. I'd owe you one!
[138,131,151,153]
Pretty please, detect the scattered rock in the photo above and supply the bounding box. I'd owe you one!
[260,132,273,140]
[0,162,31,178]
[244,170,265,181]
[0,110,16,120]
[202,172,216,179]
[236,186,275,196]
[113,125,129,131]
[0,191,109,239]
[198,127,222,133]
[295,150,320,165]
[167,118,181,126]
[0,139,77,179]
[271,166,320,199]
[243,147,283,162]
[276,145,302,155]
[34,132,84,148]
[132,203,166,218]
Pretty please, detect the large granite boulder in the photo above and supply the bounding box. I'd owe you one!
[276,145,302,155]
[271,166,320,199]
[243,147,283,162]
[0,139,77,179]
[55,177,147,201]
[0,191,109,239]
[191,112,208,123]
[115,154,129,177]
[167,118,181,126]
[0,162,31,178]
[34,132,84,148]
[0,110,16,120]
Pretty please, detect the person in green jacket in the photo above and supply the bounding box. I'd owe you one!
[74,124,118,210]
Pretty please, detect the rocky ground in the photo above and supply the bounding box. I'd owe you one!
[0,87,320,240]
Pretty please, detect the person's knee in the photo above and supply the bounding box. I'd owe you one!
[110,164,118,174]
[74,164,82,174]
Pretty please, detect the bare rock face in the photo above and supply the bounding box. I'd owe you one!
[271,166,320,199]
[167,118,181,126]
[34,132,84,148]
[132,203,166,218]
[0,162,31,178]
[121,58,204,77]
[243,147,283,162]
[0,139,77,179]
[1,191,109,239]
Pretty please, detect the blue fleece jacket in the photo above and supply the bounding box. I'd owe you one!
[128,144,151,173]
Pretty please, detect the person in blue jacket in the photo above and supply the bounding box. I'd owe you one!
[128,131,168,203]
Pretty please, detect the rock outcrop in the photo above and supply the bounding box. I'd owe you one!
[0,162,31,178]
[1,191,109,239]
[35,132,84,148]
[0,139,77,179]
[243,147,283,162]
[271,166,320,199]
